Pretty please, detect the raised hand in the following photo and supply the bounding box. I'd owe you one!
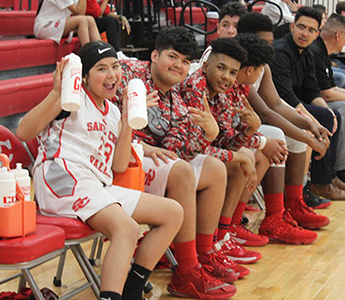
[188,94,219,141]
[52,58,69,96]
[231,95,261,136]
[146,90,159,108]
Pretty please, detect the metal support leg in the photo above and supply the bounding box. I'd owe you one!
[95,237,104,266]
[253,188,265,211]
[78,244,101,288]
[70,245,100,297]
[17,275,26,293]
[165,247,178,269]
[53,247,67,286]
[21,269,45,300]
[88,237,99,266]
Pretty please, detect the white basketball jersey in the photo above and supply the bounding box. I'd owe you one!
[34,87,121,186]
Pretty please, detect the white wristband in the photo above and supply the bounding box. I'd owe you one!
[258,136,267,150]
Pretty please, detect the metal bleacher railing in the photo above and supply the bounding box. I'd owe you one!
[300,0,339,15]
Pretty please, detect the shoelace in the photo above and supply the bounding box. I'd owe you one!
[236,222,255,236]
[222,236,244,251]
[297,196,317,215]
[282,210,301,228]
[198,264,221,289]
[214,249,237,268]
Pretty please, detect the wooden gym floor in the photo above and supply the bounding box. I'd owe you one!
[1,201,345,300]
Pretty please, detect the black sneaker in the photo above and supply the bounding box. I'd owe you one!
[303,182,332,209]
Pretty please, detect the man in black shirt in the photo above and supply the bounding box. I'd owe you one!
[270,6,345,200]
[310,13,345,186]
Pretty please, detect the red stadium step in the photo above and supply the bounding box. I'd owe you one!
[166,7,206,26]
[0,11,36,36]
[0,37,79,71]
[0,73,53,117]
[0,0,39,10]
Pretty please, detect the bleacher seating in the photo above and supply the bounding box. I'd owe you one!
[0,73,53,117]
[0,0,39,10]
[0,3,79,124]
[0,38,79,71]
[0,10,35,36]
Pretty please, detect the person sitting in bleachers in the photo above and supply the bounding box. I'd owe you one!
[34,0,100,46]
[85,0,135,60]
[261,0,298,39]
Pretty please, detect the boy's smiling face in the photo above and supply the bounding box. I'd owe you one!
[203,53,241,98]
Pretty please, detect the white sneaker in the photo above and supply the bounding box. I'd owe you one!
[117,51,137,61]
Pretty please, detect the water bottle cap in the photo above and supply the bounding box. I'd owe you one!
[16,163,23,170]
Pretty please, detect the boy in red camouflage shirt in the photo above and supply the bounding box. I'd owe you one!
[113,27,241,300]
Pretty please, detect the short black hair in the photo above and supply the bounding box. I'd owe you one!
[209,38,247,64]
[313,4,326,14]
[235,33,274,68]
[155,27,199,60]
[237,12,274,34]
[219,2,248,22]
[295,6,322,28]
[336,1,345,14]
[324,13,345,31]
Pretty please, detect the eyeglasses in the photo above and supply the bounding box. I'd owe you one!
[295,23,319,35]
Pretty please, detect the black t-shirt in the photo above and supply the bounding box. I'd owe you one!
[310,36,336,91]
[270,34,321,107]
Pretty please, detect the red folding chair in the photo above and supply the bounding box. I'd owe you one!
[0,225,65,300]
[0,125,101,298]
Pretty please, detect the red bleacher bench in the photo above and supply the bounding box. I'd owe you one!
[0,73,53,117]
[166,7,206,26]
[0,0,39,10]
[0,11,36,36]
[0,37,79,71]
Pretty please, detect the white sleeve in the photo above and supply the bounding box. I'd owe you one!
[47,0,75,10]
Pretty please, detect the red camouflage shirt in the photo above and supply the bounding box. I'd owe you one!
[112,60,211,161]
[180,68,263,163]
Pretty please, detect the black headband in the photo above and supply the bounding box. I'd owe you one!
[78,41,118,77]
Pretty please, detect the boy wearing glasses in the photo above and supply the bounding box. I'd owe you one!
[270,6,345,200]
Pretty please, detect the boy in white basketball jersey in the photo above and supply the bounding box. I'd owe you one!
[16,41,183,300]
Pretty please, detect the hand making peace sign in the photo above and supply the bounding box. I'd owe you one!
[188,94,219,142]
[231,95,261,136]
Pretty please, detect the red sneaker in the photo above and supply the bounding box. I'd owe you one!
[259,210,318,244]
[198,249,238,283]
[217,233,262,264]
[229,223,269,247]
[285,196,330,229]
[167,264,237,300]
[213,243,250,278]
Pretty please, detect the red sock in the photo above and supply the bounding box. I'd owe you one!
[196,233,214,254]
[285,185,303,204]
[174,240,199,275]
[217,216,232,241]
[231,201,246,225]
[213,228,218,243]
[264,193,284,216]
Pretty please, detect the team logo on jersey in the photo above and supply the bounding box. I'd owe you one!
[145,169,156,186]
[54,20,61,28]
[72,197,91,212]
